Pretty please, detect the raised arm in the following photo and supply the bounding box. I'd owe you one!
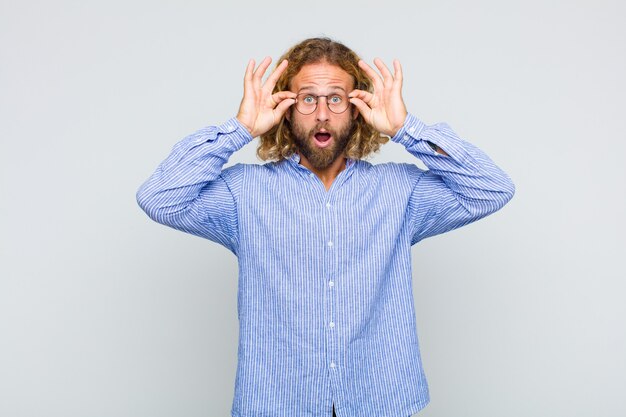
[350,58,515,244]
[394,115,515,243]
[136,57,295,253]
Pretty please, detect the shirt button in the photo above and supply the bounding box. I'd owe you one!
[328,280,334,287]
[330,361,336,369]
[327,241,333,247]
[408,127,415,134]
[326,202,331,208]
[329,321,335,328]
[309,172,314,178]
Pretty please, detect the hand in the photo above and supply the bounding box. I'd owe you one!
[349,58,408,137]
[236,57,296,138]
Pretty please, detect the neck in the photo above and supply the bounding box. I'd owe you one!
[298,153,347,191]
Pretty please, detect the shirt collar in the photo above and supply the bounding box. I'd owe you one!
[286,152,356,170]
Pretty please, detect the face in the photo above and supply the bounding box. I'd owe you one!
[287,62,357,170]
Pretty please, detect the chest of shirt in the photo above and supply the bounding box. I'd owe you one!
[235,165,414,258]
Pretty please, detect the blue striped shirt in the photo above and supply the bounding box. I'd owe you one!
[136,113,514,417]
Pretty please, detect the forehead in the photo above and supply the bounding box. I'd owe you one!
[290,62,354,91]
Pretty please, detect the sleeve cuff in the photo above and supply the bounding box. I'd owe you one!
[210,117,254,149]
[391,113,469,161]
[391,113,427,147]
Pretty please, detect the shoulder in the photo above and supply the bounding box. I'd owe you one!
[221,160,276,173]
[359,160,426,183]
[220,160,284,183]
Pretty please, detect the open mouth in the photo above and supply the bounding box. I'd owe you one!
[313,131,333,148]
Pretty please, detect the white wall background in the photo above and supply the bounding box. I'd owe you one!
[1,1,624,416]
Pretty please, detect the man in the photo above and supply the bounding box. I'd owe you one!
[137,38,514,417]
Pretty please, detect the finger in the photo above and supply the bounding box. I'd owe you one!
[392,59,403,92]
[374,58,394,87]
[273,97,296,119]
[349,89,375,105]
[267,91,293,108]
[264,59,289,91]
[243,59,255,92]
[244,59,255,82]
[253,56,272,87]
[271,90,297,105]
[358,60,384,91]
[349,96,372,122]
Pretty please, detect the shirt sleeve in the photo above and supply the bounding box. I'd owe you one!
[393,113,515,245]
[136,117,252,255]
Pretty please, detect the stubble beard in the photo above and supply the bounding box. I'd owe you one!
[291,114,355,171]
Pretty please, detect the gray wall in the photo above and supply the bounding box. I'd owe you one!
[1,1,624,416]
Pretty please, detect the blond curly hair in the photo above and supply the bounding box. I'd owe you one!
[257,37,388,162]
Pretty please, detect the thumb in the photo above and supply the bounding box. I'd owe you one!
[349,97,372,123]
[273,98,296,120]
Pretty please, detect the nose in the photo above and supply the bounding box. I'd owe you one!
[315,97,330,122]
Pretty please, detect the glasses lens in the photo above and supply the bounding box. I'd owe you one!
[327,94,349,114]
[295,93,350,115]
[296,94,317,115]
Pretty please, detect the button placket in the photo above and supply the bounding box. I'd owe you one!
[325,198,334,248]
[324,195,339,377]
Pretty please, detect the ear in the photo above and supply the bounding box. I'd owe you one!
[285,107,291,122]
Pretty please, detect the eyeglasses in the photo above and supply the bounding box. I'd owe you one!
[294,92,351,115]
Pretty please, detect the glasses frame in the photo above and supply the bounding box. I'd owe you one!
[294,92,351,115]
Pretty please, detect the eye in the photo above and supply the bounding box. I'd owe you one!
[301,95,316,104]
[329,95,343,104]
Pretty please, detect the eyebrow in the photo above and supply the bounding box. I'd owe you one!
[297,86,347,94]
